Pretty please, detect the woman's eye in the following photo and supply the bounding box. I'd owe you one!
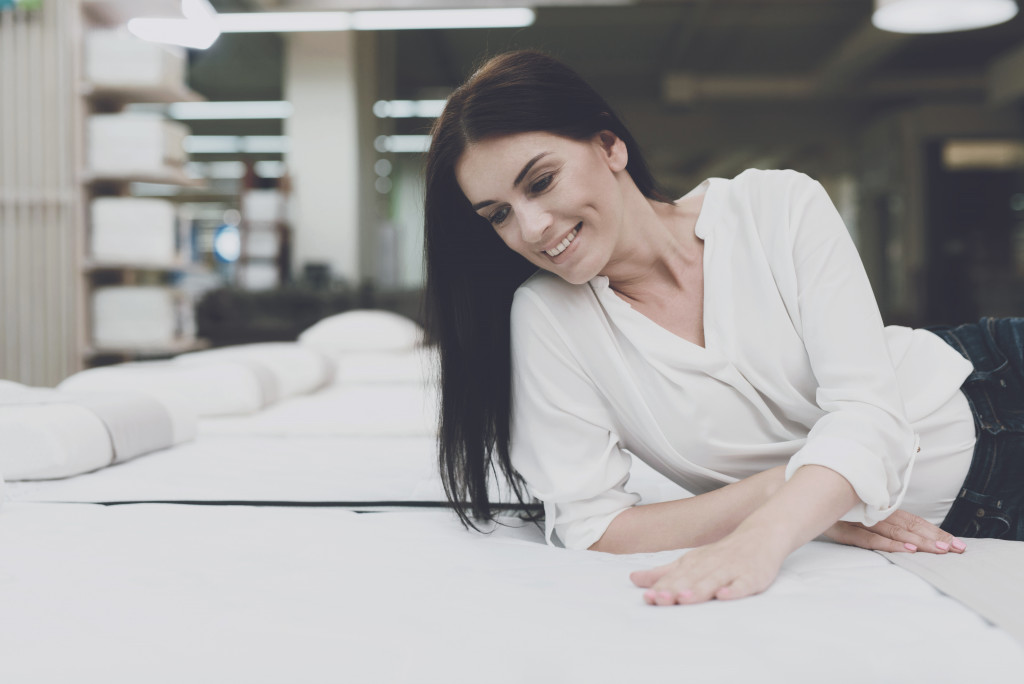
[530,174,553,194]
[488,206,510,226]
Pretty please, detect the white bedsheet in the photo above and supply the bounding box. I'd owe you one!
[0,503,1020,683]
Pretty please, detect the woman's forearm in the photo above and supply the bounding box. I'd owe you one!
[590,465,788,553]
[734,464,859,553]
[591,464,859,555]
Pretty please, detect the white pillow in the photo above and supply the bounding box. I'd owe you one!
[299,310,424,356]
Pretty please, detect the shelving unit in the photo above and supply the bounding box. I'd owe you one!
[80,6,210,365]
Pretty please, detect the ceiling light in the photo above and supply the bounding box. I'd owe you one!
[127,0,220,49]
[216,8,534,33]
[168,101,293,120]
[351,9,535,31]
[216,12,351,32]
[872,0,1018,34]
[374,135,432,154]
[372,100,447,119]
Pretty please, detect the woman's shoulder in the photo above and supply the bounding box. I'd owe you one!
[515,270,590,304]
[725,168,820,201]
[511,272,602,327]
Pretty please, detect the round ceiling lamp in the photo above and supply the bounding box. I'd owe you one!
[873,0,1019,33]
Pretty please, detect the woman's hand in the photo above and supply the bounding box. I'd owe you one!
[824,509,966,554]
[629,529,788,606]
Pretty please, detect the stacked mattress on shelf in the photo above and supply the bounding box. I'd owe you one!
[1,309,1023,682]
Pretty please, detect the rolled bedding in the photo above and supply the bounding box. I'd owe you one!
[0,380,196,481]
[175,342,334,401]
[59,359,276,417]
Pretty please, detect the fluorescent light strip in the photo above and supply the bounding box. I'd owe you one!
[184,135,289,154]
[169,101,293,120]
[373,100,447,119]
[216,8,534,33]
[217,12,351,32]
[352,9,535,31]
[374,135,432,154]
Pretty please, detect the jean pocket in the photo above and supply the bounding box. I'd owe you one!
[944,492,1017,539]
[966,361,1024,434]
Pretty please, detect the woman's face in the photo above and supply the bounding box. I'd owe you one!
[455,130,629,285]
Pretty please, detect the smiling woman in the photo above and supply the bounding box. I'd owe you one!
[423,51,670,524]
[423,50,1024,607]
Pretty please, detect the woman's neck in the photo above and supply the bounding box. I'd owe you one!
[603,190,706,305]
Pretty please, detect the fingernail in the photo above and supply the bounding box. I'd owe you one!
[935,541,950,551]
[951,539,966,551]
[904,543,917,552]
[658,591,673,600]
[644,590,656,600]
[678,589,693,600]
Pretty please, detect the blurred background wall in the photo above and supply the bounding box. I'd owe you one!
[1,0,1023,384]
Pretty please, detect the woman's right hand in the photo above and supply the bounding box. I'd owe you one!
[824,509,966,554]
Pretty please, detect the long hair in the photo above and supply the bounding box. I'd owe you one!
[424,50,669,529]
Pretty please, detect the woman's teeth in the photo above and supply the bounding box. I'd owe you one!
[546,225,580,257]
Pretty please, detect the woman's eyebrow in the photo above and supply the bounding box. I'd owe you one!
[470,152,550,211]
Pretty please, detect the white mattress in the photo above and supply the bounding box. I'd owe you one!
[0,503,1020,683]
[4,435,445,505]
[4,434,688,508]
[197,383,438,437]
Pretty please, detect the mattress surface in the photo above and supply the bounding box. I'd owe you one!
[0,503,1020,684]
[4,435,444,504]
[5,434,689,509]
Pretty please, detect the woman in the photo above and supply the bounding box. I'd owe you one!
[424,50,1024,606]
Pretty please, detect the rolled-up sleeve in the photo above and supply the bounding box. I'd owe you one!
[776,173,917,525]
[509,286,640,549]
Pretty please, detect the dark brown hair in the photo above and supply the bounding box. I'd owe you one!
[423,50,669,529]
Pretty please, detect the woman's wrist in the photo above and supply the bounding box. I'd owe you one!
[738,464,860,554]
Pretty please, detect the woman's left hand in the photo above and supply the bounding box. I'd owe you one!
[824,509,966,554]
[629,529,787,606]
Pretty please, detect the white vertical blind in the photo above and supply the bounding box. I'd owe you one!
[0,1,83,386]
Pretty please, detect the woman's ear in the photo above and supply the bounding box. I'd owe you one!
[594,130,628,172]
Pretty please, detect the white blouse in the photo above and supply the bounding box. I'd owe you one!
[509,169,976,550]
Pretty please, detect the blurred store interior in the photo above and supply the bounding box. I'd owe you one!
[1,0,1023,386]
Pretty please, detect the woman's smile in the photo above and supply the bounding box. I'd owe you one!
[543,222,582,260]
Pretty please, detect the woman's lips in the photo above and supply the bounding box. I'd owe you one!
[545,222,582,258]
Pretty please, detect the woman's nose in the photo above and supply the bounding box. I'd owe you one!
[518,204,553,243]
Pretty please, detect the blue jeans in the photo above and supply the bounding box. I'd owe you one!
[928,318,1024,540]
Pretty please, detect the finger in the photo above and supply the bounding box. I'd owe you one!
[642,589,684,606]
[870,521,933,552]
[877,514,965,554]
[658,571,728,605]
[714,579,748,601]
[834,524,910,553]
[630,564,670,588]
